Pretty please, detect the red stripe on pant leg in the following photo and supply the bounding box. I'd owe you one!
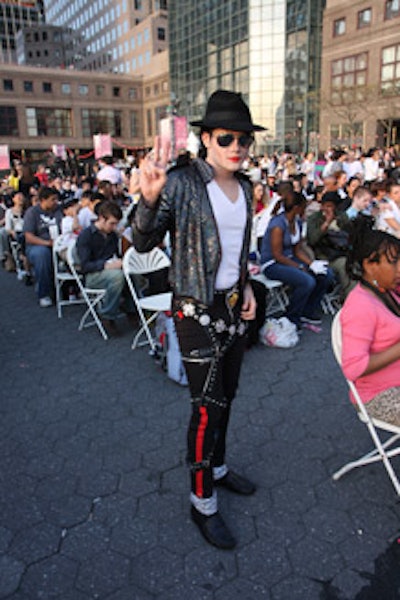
[195,406,208,498]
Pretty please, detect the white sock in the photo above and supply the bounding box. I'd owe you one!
[190,491,217,515]
[213,464,228,481]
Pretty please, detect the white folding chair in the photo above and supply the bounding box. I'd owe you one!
[321,284,342,315]
[122,246,172,351]
[53,236,85,318]
[251,272,289,316]
[66,242,109,340]
[331,310,400,496]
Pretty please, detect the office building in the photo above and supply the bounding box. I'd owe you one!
[169,0,325,153]
[320,0,400,149]
[43,0,168,75]
[0,0,45,64]
[0,63,145,160]
[16,24,86,68]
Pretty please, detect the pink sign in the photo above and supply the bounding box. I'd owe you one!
[93,134,112,159]
[159,116,188,160]
[173,116,188,153]
[0,145,10,170]
[52,144,66,160]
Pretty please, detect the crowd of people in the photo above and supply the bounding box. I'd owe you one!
[1,140,400,333]
[1,89,400,549]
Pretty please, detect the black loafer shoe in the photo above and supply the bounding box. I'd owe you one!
[215,470,256,495]
[191,506,236,549]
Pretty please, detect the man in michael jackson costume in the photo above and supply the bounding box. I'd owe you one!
[133,90,264,549]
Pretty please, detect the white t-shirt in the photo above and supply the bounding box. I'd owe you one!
[78,207,97,229]
[207,180,246,290]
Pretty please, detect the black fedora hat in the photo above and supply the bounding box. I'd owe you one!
[190,90,265,132]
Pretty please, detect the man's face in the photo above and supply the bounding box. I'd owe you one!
[354,193,372,211]
[40,194,58,212]
[13,192,24,207]
[323,177,338,192]
[201,128,253,174]
[97,215,119,234]
[389,185,400,206]
[321,201,336,220]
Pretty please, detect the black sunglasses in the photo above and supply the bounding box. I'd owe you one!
[214,133,254,148]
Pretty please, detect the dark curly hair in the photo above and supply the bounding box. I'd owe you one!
[346,214,400,281]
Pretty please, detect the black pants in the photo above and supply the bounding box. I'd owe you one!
[173,289,247,500]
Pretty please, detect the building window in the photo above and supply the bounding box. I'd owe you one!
[381,44,400,95]
[129,87,137,99]
[113,86,120,97]
[333,18,346,37]
[131,111,138,136]
[96,84,105,96]
[24,81,33,92]
[0,106,18,136]
[332,53,368,90]
[385,0,400,19]
[3,79,13,91]
[146,108,152,136]
[26,107,72,137]
[43,82,52,93]
[81,109,122,137]
[79,84,88,95]
[157,27,165,41]
[145,86,151,97]
[357,8,372,28]
[61,83,71,94]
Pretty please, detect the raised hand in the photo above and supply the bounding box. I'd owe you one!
[139,136,170,206]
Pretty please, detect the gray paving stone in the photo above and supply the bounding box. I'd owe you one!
[215,577,271,599]
[75,549,130,598]
[288,535,345,580]
[0,554,25,598]
[105,587,155,600]
[91,492,137,527]
[184,547,237,589]
[302,506,354,545]
[45,494,92,529]
[237,539,292,586]
[130,547,184,594]
[110,517,158,558]
[255,509,306,547]
[0,527,13,553]
[271,575,323,600]
[159,581,213,600]
[76,469,120,498]
[3,267,400,600]
[119,467,160,497]
[270,481,317,515]
[19,554,78,599]
[60,521,111,560]
[9,522,61,564]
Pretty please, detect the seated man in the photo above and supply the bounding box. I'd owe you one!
[76,200,131,333]
[307,193,352,299]
[345,186,372,220]
[23,186,62,306]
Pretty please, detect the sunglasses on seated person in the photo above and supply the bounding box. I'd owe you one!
[213,132,254,148]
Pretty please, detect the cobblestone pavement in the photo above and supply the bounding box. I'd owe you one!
[1,266,400,600]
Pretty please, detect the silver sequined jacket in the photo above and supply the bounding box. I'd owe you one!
[132,158,253,306]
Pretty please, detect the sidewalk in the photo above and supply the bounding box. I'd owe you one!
[1,266,400,600]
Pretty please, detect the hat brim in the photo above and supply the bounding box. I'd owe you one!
[190,118,265,132]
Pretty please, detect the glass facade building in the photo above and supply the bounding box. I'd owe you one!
[43,0,168,73]
[169,0,325,152]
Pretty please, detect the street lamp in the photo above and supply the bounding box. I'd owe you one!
[296,117,303,155]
